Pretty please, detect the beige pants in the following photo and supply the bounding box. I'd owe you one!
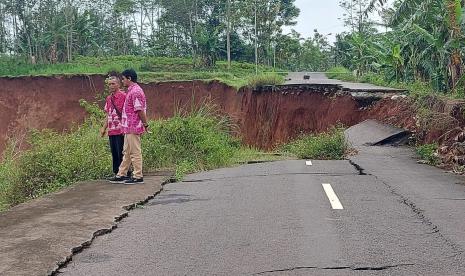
[117,134,143,179]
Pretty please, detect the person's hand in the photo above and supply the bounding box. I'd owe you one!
[144,123,152,134]
[100,127,106,137]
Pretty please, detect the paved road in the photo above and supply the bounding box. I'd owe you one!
[285,72,403,93]
[61,145,465,275]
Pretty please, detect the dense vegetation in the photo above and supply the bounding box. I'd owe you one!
[0,101,290,211]
[0,0,331,72]
[0,55,285,89]
[0,99,349,211]
[333,0,465,94]
[2,0,464,94]
[281,127,348,160]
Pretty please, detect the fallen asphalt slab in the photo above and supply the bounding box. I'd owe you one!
[0,171,173,276]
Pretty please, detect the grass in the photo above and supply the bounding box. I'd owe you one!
[0,55,285,89]
[326,66,354,81]
[247,73,285,88]
[0,101,288,211]
[0,96,349,211]
[280,127,349,160]
[326,66,441,100]
[416,143,440,165]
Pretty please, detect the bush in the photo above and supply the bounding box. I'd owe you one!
[247,73,285,88]
[326,66,355,81]
[0,114,110,206]
[142,105,240,180]
[416,143,439,165]
[281,127,348,160]
[0,102,245,209]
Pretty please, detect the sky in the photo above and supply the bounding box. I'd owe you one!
[283,0,347,43]
[284,0,393,44]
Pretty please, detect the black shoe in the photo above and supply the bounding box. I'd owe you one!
[109,176,127,183]
[124,177,144,185]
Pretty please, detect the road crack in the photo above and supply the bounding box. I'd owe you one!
[50,177,176,276]
[371,174,465,256]
[182,172,359,183]
[348,159,369,175]
[253,263,415,275]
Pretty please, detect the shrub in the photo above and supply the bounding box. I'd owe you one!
[326,66,355,81]
[142,105,240,179]
[1,118,110,206]
[416,143,439,165]
[281,127,348,160]
[0,102,245,209]
[247,73,285,88]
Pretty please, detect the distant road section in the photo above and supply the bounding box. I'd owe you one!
[285,72,405,93]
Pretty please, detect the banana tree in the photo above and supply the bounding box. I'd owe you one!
[366,0,464,91]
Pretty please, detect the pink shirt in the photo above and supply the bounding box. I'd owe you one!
[104,90,126,136]
[121,83,147,135]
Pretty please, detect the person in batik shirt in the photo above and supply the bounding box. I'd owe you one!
[109,69,148,185]
[100,76,127,176]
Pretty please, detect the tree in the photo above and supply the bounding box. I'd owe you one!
[365,0,464,91]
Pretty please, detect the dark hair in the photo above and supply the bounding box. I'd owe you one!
[107,70,121,79]
[122,69,138,83]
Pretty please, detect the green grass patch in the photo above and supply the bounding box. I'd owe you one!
[0,101,289,211]
[0,56,285,89]
[326,66,355,81]
[326,66,439,100]
[416,143,440,165]
[247,73,285,88]
[280,127,348,160]
[142,105,240,181]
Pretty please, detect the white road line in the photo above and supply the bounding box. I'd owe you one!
[305,160,313,166]
[322,183,344,210]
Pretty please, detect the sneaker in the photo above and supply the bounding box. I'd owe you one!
[124,177,144,185]
[108,176,127,184]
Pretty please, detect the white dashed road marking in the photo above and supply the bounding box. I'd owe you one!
[305,160,313,166]
[322,183,344,210]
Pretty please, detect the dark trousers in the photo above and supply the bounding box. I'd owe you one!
[109,135,125,175]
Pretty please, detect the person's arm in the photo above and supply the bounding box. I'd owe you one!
[136,110,149,129]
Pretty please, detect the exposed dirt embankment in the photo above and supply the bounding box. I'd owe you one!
[0,75,106,153]
[0,75,367,152]
[365,96,465,170]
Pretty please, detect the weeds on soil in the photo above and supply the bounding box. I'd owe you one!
[247,73,285,88]
[0,56,282,89]
[416,143,440,166]
[0,101,281,210]
[280,127,348,160]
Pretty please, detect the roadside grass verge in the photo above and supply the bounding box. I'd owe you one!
[247,73,285,89]
[280,127,349,160]
[416,143,440,165]
[0,56,285,89]
[326,66,439,100]
[0,102,286,211]
[326,66,354,81]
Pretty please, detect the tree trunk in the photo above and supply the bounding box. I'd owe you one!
[226,0,231,70]
[254,0,258,74]
[446,0,463,91]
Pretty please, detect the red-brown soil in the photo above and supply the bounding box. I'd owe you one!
[0,75,366,152]
[3,74,465,162]
[0,75,106,153]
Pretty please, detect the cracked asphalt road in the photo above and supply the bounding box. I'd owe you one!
[285,72,403,93]
[60,148,465,275]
